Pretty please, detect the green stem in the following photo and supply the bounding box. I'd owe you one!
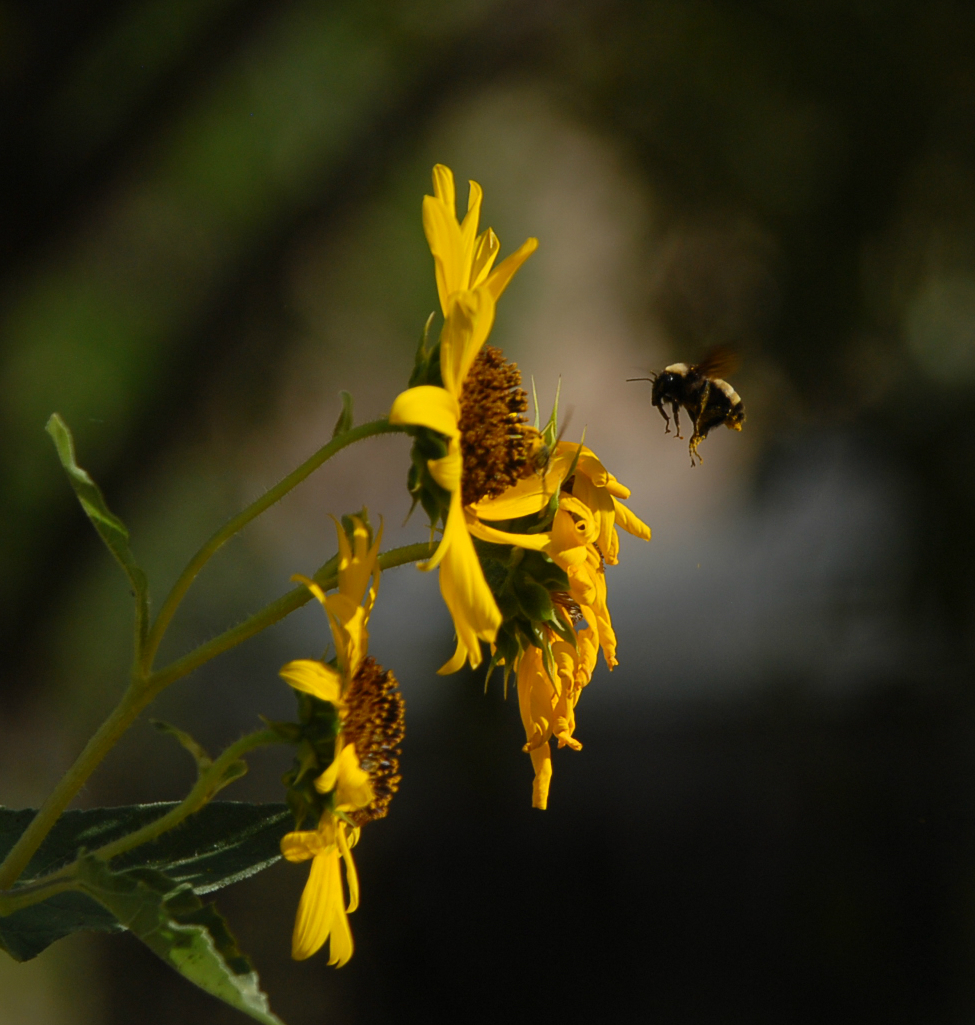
[141,417,404,673]
[92,729,281,864]
[147,541,435,693]
[0,875,79,916]
[0,687,149,891]
[0,730,281,915]
[0,541,434,892]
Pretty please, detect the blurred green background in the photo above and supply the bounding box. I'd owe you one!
[4,1,975,1022]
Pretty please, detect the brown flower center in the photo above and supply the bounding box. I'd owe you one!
[458,345,540,506]
[343,656,405,826]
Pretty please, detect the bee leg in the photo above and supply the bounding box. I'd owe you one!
[672,404,683,439]
[656,403,672,435]
[688,432,703,466]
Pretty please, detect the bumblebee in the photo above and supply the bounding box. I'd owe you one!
[629,347,745,465]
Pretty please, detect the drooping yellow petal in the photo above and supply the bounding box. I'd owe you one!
[613,497,652,541]
[545,507,593,569]
[336,822,361,914]
[291,848,334,960]
[324,597,369,679]
[286,818,358,964]
[529,744,552,810]
[279,660,343,705]
[389,385,460,438]
[471,466,560,520]
[433,489,501,672]
[280,828,324,864]
[315,743,375,811]
[571,470,617,566]
[426,441,462,496]
[467,516,550,551]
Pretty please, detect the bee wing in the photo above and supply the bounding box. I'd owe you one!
[692,346,741,379]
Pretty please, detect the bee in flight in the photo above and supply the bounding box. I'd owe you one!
[628,347,745,465]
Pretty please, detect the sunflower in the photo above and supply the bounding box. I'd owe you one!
[278,514,405,963]
[473,442,651,808]
[390,165,538,673]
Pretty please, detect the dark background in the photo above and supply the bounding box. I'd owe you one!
[2,1,975,1022]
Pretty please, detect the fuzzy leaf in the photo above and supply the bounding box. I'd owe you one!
[0,802,289,961]
[75,857,284,1025]
[45,414,149,644]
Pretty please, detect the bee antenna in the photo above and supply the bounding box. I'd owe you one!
[626,375,657,383]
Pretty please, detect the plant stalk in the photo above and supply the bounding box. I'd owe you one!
[141,417,404,672]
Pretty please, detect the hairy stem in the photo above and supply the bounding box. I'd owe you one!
[0,687,147,890]
[148,541,436,692]
[0,540,434,892]
[141,417,404,672]
[92,729,281,864]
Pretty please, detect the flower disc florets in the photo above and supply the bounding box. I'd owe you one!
[458,345,539,506]
[341,656,405,826]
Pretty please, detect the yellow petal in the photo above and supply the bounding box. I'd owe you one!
[431,163,455,209]
[433,492,501,673]
[281,829,325,864]
[471,467,560,520]
[324,863,354,967]
[459,178,483,275]
[427,443,462,494]
[440,287,496,397]
[613,497,652,541]
[336,822,360,914]
[467,516,551,551]
[529,743,552,810]
[390,385,460,438]
[470,227,500,287]
[572,471,616,564]
[485,236,538,301]
[291,850,334,960]
[315,744,375,811]
[279,660,343,705]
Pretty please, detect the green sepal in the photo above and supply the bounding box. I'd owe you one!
[74,856,285,1025]
[332,390,354,437]
[0,803,290,961]
[540,377,562,448]
[405,425,450,527]
[519,550,571,592]
[281,691,340,829]
[408,313,442,387]
[152,720,212,772]
[45,413,149,648]
[512,574,555,623]
[151,722,249,795]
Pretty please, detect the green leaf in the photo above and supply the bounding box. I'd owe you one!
[331,390,354,437]
[75,856,284,1025]
[45,413,149,646]
[0,802,289,961]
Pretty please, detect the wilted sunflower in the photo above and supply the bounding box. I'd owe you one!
[474,441,652,808]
